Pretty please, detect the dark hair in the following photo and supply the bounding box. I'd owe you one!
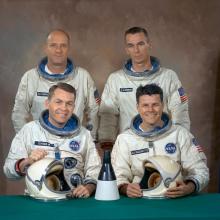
[136,84,163,103]
[125,26,149,41]
[47,29,70,44]
[48,83,76,100]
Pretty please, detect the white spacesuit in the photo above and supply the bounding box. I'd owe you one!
[111,113,209,193]
[4,109,100,185]
[98,57,190,143]
[12,58,100,140]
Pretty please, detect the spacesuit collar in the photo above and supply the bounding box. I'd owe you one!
[123,56,160,77]
[39,110,80,137]
[37,57,74,81]
[130,112,172,138]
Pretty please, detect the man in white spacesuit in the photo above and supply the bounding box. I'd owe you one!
[4,83,100,198]
[111,84,209,198]
[12,29,100,141]
[98,26,190,149]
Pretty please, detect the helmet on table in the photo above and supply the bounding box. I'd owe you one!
[25,152,83,200]
[140,155,182,198]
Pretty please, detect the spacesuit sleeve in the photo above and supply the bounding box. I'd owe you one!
[3,126,30,179]
[11,71,34,133]
[111,134,133,186]
[83,70,100,142]
[167,70,190,130]
[83,131,101,184]
[98,74,119,142]
[178,129,209,192]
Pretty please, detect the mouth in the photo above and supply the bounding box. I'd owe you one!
[54,56,64,59]
[146,113,158,117]
[55,111,69,118]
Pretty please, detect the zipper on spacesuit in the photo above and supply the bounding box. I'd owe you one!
[148,141,156,156]
[54,144,61,160]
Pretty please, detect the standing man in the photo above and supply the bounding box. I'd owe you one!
[112,84,208,198]
[12,29,100,141]
[98,26,190,149]
[5,83,100,198]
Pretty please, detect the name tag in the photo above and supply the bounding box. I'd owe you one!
[34,141,54,147]
[37,92,48,97]
[120,88,133,92]
[131,148,149,155]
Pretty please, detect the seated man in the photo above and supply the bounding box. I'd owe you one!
[112,84,209,198]
[4,82,100,198]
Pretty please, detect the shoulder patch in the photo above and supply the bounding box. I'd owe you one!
[94,89,101,105]
[192,138,204,153]
[178,87,188,103]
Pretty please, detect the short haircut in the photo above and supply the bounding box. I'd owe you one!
[48,83,76,100]
[136,84,163,103]
[46,29,70,44]
[125,26,149,41]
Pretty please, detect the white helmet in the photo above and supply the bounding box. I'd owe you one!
[140,155,182,198]
[25,151,84,201]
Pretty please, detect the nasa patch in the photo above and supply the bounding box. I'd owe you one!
[69,140,80,151]
[165,143,176,154]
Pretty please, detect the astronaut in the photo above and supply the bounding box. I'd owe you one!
[12,29,100,141]
[4,83,100,198]
[111,84,209,198]
[98,26,190,149]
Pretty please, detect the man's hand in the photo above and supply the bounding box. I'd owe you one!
[29,148,48,162]
[120,183,142,198]
[72,184,96,198]
[17,148,48,174]
[165,180,195,198]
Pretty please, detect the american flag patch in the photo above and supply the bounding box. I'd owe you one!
[192,138,204,153]
[178,87,188,103]
[94,89,101,105]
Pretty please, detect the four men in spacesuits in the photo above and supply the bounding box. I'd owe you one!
[4,27,209,198]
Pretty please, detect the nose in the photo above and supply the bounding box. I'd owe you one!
[60,103,68,111]
[148,106,154,112]
[134,45,140,53]
[55,45,62,53]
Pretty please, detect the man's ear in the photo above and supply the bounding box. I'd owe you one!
[148,40,152,49]
[125,46,130,56]
[45,99,49,109]
[136,103,139,112]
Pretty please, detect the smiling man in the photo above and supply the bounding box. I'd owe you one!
[98,26,190,150]
[12,29,100,141]
[111,84,209,198]
[4,83,100,198]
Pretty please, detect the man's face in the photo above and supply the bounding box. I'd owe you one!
[45,31,69,68]
[45,88,75,128]
[125,32,151,65]
[137,94,163,128]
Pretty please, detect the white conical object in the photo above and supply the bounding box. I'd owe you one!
[95,150,120,201]
[95,180,119,200]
